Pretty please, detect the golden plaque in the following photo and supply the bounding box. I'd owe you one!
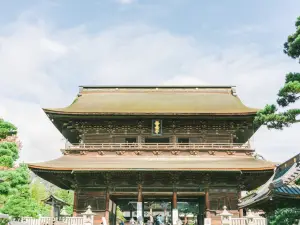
[152,119,162,135]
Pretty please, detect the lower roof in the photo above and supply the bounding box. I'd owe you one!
[28,155,275,172]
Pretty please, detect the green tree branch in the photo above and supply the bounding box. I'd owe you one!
[256,16,300,129]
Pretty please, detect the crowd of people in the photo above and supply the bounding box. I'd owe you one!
[127,214,183,225]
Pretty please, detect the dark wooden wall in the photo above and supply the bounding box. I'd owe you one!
[65,118,254,144]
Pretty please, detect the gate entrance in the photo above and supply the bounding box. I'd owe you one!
[115,196,205,225]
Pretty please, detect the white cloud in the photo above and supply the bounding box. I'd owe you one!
[116,0,136,4]
[0,18,299,163]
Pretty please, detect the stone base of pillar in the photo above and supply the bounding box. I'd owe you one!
[172,208,178,225]
[205,210,211,218]
[239,208,243,217]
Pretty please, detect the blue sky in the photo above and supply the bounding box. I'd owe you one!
[2,0,299,47]
[0,0,299,162]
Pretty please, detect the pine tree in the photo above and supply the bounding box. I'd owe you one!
[255,17,300,129]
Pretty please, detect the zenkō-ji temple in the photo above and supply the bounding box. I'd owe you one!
[28,86,275,225]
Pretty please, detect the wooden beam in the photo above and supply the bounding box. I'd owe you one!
[110,192,205,197]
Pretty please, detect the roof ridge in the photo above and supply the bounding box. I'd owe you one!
[79,85,235,89]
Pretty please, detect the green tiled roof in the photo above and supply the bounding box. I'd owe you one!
[238,153,300,208]
[275,185,300,195]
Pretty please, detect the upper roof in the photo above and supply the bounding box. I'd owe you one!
[43,86,258,116]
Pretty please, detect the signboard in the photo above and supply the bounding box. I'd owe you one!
[204,218,211,225]
[152,119,162,136]
[172,209,178,225]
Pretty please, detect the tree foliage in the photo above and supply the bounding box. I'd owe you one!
[1,186,40,219]
[256,17,300,129]
[0,119,17,139]
[0,142,19,168]
[30,180,51,216]
[116,206,125,222]
[54,189,74,215]
[0,118,74,218]
[0,118,40,218]
[0,164,40,218]
[284,16,300,62]
[268,208,300,225]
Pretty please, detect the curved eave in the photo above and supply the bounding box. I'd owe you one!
[29,166,274,172]
[27,156,275,172]
[43,108,258,116]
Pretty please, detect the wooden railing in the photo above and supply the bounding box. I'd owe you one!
[20,217,53,225]
[231,218,267,225]
[64,142,252,151]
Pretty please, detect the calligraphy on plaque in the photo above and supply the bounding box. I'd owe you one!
[152,119,162,136]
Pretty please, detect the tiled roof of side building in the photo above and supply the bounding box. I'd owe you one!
[43,86,259,116]
[238,153,300,208]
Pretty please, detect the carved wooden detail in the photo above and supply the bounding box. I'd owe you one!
[153,151,161,155]
[134,151,142,155]
[136,172,144,185]
[227,151,236,155]
[208,151,215,155]
[62,150,69,155]
[171,150,180,155]
[116,151,126,155]
[103,172,112,186]
[70,119,252,136]
[190,150,198,155]
[169,173,181,186]
[98,151,104,155]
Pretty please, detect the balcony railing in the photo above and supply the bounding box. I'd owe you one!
[64,142,252,151]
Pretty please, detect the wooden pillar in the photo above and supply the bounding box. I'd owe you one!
[138,184,143,202]
[105,188,110,224]
[238,191,243,217]
[171,135,177,144]
[205,189,210,218]
[51,200,54,218]
[198,197,205,225]
[137,184,143,223]
[114,205,118,225]
[172,189,177,209]
[130,208,133,219]
[73,191,78,216]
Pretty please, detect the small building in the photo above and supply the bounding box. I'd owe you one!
[239,153,300,212]
[28,86,275,225]
[43,195,69,218]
